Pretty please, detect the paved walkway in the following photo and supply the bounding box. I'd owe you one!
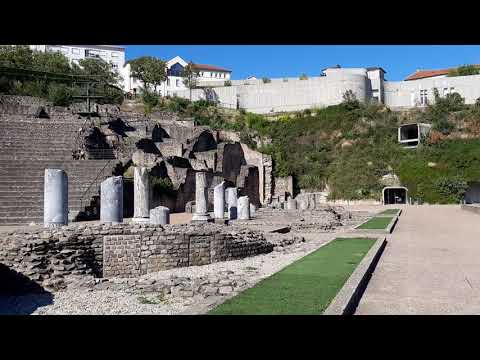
[356,205,480,315]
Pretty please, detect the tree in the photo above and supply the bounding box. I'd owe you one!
[448,65,480,77]
[128,56,167,93]
[181,61,199,101]
[78,58,122,86]
[262,77,271,84]
[0,45,34,68]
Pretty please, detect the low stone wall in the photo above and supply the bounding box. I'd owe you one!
[0,223,273,292]
[104,224,272,278]
[0,225,103,292]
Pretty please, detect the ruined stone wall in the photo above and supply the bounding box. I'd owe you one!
[237,165,261,206]
[103,224,272,278]
[0,223,273,290]
[0,225,104,291]
[156,139,183,157]
[240,144,273,205]
[274,176,294,198]
[193,150,217,170]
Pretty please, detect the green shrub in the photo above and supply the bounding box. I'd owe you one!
[299,73,308,80]
[142,91,159,114]
[47,83,74,106]
[262,77,271,84]
[433,176,468,203]
[224,80,232,86]
[150,176,174,194]
[342,90,361,110]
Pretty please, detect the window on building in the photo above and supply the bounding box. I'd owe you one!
[72,48,80,55]
[420,89,428,105]
[443,88,449,96]
[176,79,180,87]
[167,79,170,86]
[85,49,101,59]
[111,52,118,58]
[111,63,118,69]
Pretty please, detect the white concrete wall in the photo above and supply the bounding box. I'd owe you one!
[177,73,369,113]
[384,75,480,108]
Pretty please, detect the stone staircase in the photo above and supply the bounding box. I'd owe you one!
[0,115,119,225]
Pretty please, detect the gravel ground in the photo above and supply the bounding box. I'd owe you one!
[0,206,371,315]
[1,231,342,315]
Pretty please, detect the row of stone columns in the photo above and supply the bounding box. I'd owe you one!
[191,172,255,222]
[43,167,170,228]
[44,167,256,228]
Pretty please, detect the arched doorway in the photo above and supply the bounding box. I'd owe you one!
[383,187,408,205]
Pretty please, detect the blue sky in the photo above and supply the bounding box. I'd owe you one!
[124,45,480,81]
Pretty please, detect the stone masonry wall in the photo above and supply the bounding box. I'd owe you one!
[103,224,272,278]
[0,223,273,291]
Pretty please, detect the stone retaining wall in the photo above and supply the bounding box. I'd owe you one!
[0,223,273,291]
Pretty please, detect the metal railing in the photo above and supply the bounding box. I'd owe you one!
[78,158,115,214]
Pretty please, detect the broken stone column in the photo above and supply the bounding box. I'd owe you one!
[238,196,250,220]
[100,176,123,224]
[214,181,226,219]
[225,187,238,220]
[249,203,256,216]
[44,169,68,228]
[134,167,150,219]
[150,206,170,225]
[192,171,211,222]
[298,196,308,210]
[308,193,316,210]
[286,198,297,210]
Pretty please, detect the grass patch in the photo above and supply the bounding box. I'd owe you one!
[357,217,393,230]
[208,237,376,315]
[378,209,399,216]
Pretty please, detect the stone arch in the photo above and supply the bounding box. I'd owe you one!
[192,130,217,153]
[221,142,247,184]
[152,124,170,143]
[135,138,161,155]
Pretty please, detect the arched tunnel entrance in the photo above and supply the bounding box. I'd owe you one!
[383,187,408,205]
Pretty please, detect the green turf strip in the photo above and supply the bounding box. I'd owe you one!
[357,216,393,230]
[208,237,376,315]
[378,209,399,216]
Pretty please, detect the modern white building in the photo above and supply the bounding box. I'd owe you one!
[29,45,126,72]
[121,55,232,96]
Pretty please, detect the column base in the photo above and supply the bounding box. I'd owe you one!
[191,213,212,222]
[131,217,150,223]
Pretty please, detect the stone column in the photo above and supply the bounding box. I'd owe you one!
[225,187,238,220]
[134,167,150,219]
[238,196,250,220]
[100,176,123,224]
[44,169,68,228]
[286,198,297,210]
[214,181,225,219]
[249,203,256,216]
[150,206,170,225]
[298,196,308,210]
[192,171,211,222]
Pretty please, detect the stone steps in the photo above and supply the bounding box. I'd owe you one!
[0,110,122,225]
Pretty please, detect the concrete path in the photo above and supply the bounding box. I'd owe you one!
[356,205,480,315]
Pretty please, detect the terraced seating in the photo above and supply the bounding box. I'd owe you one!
[0,114,119,225]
